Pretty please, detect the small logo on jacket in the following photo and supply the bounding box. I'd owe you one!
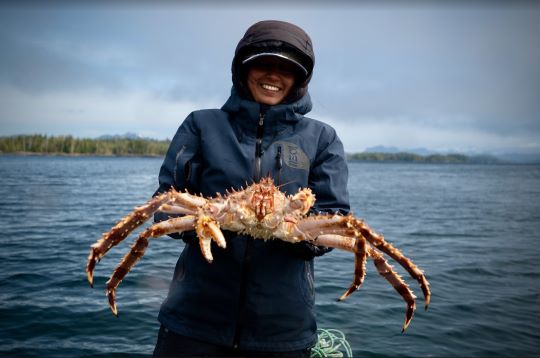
[275,141,310,170]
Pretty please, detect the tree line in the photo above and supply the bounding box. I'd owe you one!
[347,151,500,164]
[1,134,501,163]
[0,134,170,156]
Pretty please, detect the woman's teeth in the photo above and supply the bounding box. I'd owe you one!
[261,83,280,92]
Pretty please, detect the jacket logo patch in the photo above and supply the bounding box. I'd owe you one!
[276,141,310,171]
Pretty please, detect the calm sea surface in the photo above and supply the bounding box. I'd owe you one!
[1,156,539,357]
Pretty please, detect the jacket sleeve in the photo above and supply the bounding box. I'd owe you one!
[289,125,350,260]
[153,112,202,242]
[309,125,350,215]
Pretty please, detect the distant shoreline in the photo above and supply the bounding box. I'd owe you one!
[346,152,503,164]
[0,134,532,164]
[0,151,163,158]
[0,151,513,164]
[0,134,169,157]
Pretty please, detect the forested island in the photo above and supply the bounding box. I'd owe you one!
[0,134,169,157]
[347,151,501,164]
[0,134,501,164]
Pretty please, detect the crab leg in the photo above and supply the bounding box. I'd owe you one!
[86,192,172,287]
[106,215,196,316]
[158,204,197,215]
[171,190,208,210]
[300,218,429,332]
[339,236,368,301]
[87,190,208,287]
[351,219,431,309]
[368,246,416,333]
[312,234,415,331]
[315,234,369,301]
[195,215,226,263]
[293,214,354,240]
[297,215,430,310]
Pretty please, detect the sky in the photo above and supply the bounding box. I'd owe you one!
[1,2,539,155]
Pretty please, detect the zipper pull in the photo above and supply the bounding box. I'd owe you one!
[254,113,265,182]
[255,113,264,157]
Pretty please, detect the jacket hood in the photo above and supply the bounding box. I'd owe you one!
[231,20,315,103]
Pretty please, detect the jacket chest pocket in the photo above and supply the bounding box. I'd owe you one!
[272,141,311,188]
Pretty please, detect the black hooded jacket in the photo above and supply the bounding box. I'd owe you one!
[154,20,350,351]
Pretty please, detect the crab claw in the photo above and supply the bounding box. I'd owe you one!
[87,247,98,287]
[196,216,226,262]
[199,237,214,263]
[369,247,417,333]
[107,287,118,317]
[421,275,431,310]
[402,300,416,333]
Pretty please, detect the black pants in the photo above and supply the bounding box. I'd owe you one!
[153,326,311,358]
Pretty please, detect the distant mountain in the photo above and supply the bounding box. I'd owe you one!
[362,145,540,164]
[348,151,503,164]
[364,145,400,153]
[365,146,436,156]
[97,132,151,140]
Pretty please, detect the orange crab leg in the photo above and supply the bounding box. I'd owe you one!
[312,234,368,301]
[313,234,357,252]
[368,246,417,333]
[293,214,354,240]
[87,189,209,287]
[303,220,428,332]
[172,191,209,210]
[158,204,197,215]
[86,192,171,287]
[351,219,431,310]
[195,215,227,263]
[298,215,431,311]
[338,235,368,301]
[106,215,196,316]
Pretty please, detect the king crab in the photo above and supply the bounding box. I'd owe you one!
[87,177,430,332]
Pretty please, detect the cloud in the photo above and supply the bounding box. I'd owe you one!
[0,85,222,139]
[308,6,540,143]
[0,31,135,95]
[318,113,540,154]
[0,3,539,154]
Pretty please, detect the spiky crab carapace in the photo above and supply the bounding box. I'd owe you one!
[86,177,430,332]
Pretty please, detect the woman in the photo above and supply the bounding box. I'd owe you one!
[153,20,350,357]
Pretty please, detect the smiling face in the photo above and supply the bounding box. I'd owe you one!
[246,57,297,105]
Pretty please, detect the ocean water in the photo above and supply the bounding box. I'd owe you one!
[0,155,539,357]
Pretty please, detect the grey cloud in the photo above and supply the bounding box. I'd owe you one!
[0,6,239,102]
[0,31,133,94]
[1,3,539,152]
[307,6,540,139]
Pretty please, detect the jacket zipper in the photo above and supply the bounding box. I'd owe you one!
[275,145,282,185]
[234,108,267,349]
[254,112,265,182]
